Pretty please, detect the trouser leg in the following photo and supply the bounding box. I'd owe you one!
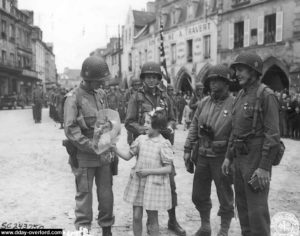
[95,164,115,227]
[211,158,234,218]
[233,161,251,236]
[192,157,212,213]
[74,167,95,230]
[246,180,270,236]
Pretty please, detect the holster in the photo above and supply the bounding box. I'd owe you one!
[62,139,79,168]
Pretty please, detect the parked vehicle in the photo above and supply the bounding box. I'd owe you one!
[0,94,25,110]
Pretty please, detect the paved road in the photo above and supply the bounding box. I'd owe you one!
[0,108,299,235]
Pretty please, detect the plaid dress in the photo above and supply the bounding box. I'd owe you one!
[123,134,174,211]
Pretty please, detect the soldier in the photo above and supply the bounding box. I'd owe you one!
[222,52,280,236]
[125,62,186,236]
[183,65,234,236]
[56,88,67,129]
[167,85,178,127]
[118,88,127,123]
[125,78,142,145]
[189,82,205,120]
[64,56,114,236]
[176,91,187,124]
[107,84,119,111]
[32,84,44,123]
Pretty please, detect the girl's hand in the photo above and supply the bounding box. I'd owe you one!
[136,169,150,177]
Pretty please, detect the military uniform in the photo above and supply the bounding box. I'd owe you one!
[64,56,114,235]
[184,64,234,236]
[225,53,280,236]
[32,86,44,123]
[107,89,119,111]
[125,61,185,236]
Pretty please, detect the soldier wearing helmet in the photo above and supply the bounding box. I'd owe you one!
[63,56,114,236]
[189,82,205,119]
[125,62,186,236]
[184,64,234,236]
[222,52,280,236]
[125,78,142,145]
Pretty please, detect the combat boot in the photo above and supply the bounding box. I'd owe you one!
[102,226,112,236]
[167,207,186,236]
[216,216,232,236]
[193,211,211,236]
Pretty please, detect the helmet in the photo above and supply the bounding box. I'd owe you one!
[140,62,162,80]
[206,64,232,83]
[230,52,263,75]
[131,78,141,87]
[81,56,111,82]
[167,85,174,91]
[195,82,204,88]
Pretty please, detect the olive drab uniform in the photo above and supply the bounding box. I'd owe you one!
[125,85,178,206]
[225,81,280,236]
[32,86,44,123]
[184,94,234,218]
[64,82,114,230]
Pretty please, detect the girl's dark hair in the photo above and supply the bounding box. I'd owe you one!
[151,110,168,131]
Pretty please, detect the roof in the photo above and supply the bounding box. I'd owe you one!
[133,10,156,27]
[62,68,81,80]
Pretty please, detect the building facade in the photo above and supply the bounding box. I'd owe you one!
[121,0,218,92]
[0,0,57,100]
[218,0,300,93]
[44,43,57,89]
[58,68,81,90]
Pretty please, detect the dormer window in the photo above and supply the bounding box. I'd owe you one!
[171,6,181,25]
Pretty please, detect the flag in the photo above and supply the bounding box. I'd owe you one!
[159,16,170,86]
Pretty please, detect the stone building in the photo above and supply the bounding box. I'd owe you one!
[121,0,218,92]
[217,0,300,93]
[0,0,57,99]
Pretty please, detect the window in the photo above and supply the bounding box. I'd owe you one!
[1,20,7,38]
[250,28,258,46]
[2,0,6,10]
[1,50,6,63]
[187,4,194,20]
[264,14,276,44]
[17,55,21,67]
[234,21,244,48]
[171,10,176,25]
[204,35,211,59]
[128,53,132,72]
[171,43,176,64]
[187,39,193,62]
[10,53,14,65]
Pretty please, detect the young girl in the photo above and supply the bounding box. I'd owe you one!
[112,110,174,236]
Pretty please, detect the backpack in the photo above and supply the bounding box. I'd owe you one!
[251,84,285,166]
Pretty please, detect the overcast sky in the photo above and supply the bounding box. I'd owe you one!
[18,0,150,73]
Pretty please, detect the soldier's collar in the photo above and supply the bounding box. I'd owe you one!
[80,82,96,94]
[243,80,260,94]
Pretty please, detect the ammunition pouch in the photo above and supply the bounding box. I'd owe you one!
[199,124,214,141]
[233,139,249,155]
[62,139,79,168]
[211,140,228,154]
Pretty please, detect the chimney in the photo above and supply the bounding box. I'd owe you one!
[147,1,155,13]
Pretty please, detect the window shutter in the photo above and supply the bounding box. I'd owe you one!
[258,15,264,45]
[228,22,234,49]
[244,19,250,47]
[276,11,283,42]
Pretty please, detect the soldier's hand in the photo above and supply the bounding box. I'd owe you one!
[221,158,231,176]
[252,168,270,190]
[183,153,191,164]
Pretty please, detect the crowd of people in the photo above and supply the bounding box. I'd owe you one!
[277,91,300,139]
